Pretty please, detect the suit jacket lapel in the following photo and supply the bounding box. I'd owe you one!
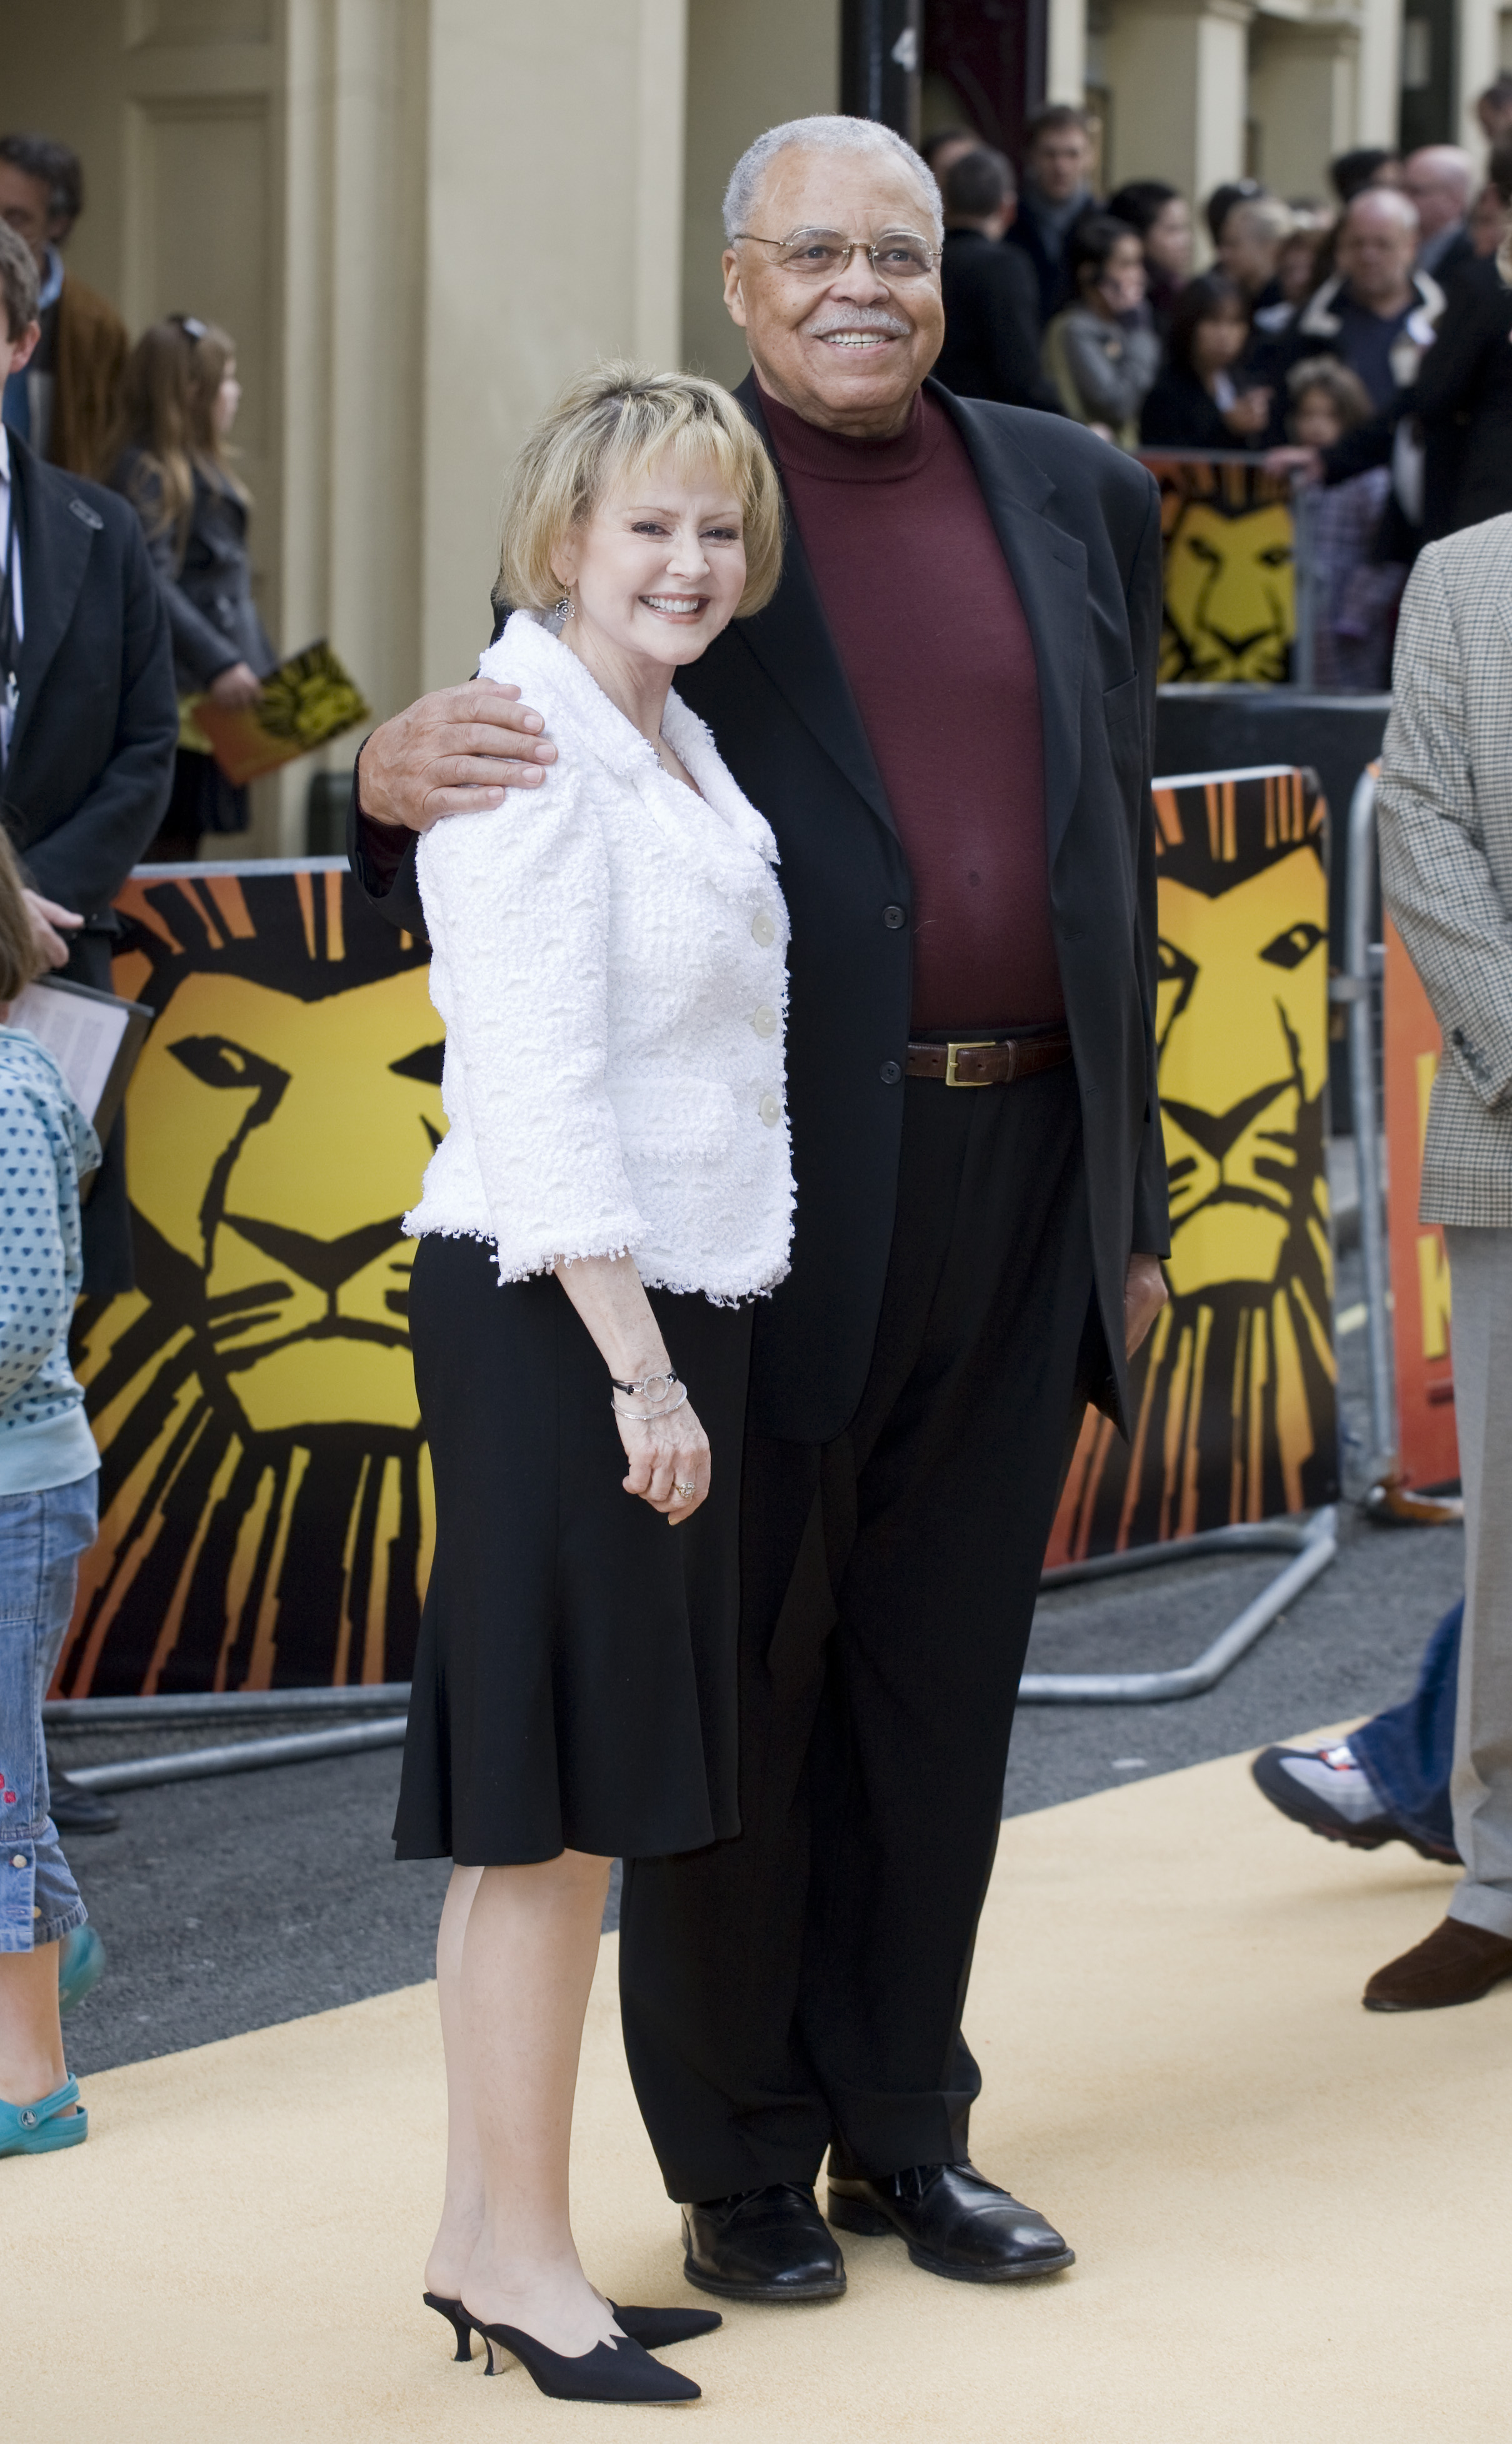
[733,375,895,837]
[9,438,93,776]
[929,383,1086,867]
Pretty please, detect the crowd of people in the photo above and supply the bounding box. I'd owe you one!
[926,94,1512,690]
[3,99,1511,2416]
[0,133,276,863]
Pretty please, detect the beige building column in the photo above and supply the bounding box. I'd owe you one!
[1103,0,1255,205]
[1456,0,1503,151]
[1247,13,1361,198]
[1048,0,1091,106]
[1354,0,1403,145]
[418,0,689,701]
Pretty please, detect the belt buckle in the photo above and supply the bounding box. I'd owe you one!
[944,1039,999,1087]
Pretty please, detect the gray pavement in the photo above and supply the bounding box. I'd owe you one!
[53,1244,1464,2079]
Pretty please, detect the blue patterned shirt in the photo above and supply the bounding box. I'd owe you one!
[0,1027,100,1494]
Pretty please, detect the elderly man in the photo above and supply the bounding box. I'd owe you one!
[1274,188,1443,412]
[351,114,1167,2299]
[1401,144,1477,289]
[1369,513,1512,2011]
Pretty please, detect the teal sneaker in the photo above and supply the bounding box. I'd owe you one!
[0,2076,88,2156]
[58,1924,106,2018]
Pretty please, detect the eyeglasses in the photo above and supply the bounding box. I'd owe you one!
[732,227,939,281]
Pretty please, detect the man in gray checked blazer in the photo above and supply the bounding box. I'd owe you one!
[1373,511,1512,2011]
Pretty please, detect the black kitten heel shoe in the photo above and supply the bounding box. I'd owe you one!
[423,2292,476,2360]
[477,2321,700,2403]
[425,2290,719,2358]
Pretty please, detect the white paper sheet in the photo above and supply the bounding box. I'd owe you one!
[12,982,131,1122]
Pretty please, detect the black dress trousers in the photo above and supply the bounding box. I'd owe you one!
[619,1061,1095,2201]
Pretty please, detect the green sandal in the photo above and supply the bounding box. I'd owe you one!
[0,2076,88,2156]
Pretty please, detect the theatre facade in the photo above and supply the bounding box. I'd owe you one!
[9,0,1503,851]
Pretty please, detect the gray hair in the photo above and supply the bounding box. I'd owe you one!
[723,114,943,249]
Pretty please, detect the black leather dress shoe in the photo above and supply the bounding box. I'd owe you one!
[682,2183,846,2301]
[47,1769,121,1836]
[827,2162,1074,2283]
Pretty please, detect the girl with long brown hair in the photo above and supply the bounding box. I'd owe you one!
[109,315,275,857]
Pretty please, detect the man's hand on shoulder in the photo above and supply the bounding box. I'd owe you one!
[356,676,558,834]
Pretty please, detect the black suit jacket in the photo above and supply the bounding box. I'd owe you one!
[3,432,178,1291]
[1005,198,1086,328]
[350,377,1167,1445]
[936,229,1065,413]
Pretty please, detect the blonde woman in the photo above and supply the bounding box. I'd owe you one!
[109,315,274,857]
[396,366,791,2405]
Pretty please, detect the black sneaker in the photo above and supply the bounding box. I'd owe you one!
[1251,1742,1457,1864]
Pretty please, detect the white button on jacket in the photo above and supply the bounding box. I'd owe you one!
[407,611,794,1304]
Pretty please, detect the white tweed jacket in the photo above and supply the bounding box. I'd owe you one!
[1378,513,1512,1226]
[405,611,794,1300]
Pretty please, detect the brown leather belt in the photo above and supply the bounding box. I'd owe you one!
[904,1030,1073,1087]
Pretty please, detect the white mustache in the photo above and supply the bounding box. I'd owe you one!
[804,306,911,338]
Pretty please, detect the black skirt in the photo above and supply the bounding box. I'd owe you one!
[394,1234,751,1865]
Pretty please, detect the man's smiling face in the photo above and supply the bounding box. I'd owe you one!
[721,144,945,439]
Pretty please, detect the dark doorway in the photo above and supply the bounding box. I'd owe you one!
[924,0,1048,165]
[841,0,1046,163]
[1398,0,1457,150]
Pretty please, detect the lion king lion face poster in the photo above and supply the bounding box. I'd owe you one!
[1048,767,1338,1564]
[57,864,442,1697]
[1140,452,1296,686]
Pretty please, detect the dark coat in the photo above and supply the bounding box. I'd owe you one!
[112,450,276,694]
[1004,192,1090,327]
[3,433,178,1292]
[936,229,1065,412]
[1139,365,1248,452]
[1322,257,1512,543]
[349,377,1167,1446]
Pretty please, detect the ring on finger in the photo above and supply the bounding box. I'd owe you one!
[674,1480,695,1502]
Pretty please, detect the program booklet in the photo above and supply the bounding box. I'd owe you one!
[187,638,372,787]
[11,973,154,1174]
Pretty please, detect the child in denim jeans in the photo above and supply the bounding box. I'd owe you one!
[0,828,105,2156]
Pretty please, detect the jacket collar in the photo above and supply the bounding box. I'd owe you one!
[1296,266,1446,345]
[731,371,1086,865]
[7,433,95,772]
[493,609,778,865]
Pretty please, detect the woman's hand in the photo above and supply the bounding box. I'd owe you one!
[550,1250,711,1524]
[614,1399,711,1525]
[1222,386,1272,438]
[209,660,264,709]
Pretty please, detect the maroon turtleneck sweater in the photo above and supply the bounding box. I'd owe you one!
[759,385,1061,1032]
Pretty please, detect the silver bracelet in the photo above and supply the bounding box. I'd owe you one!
[612,1384,689,1426]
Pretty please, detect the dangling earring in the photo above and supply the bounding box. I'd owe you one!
[551,593,575,628]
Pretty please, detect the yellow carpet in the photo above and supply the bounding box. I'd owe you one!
[15,1740,1510,2444]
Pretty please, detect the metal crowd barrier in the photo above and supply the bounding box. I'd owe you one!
[1019,1509,1339,1705]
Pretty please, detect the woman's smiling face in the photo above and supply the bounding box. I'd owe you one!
[553,449,748,675]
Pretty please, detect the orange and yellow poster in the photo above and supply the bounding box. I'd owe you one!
[1047,766,1338,1564]
[1138,452,1296,687]
[56,863,440,1697]
[1383,917,1458,1489]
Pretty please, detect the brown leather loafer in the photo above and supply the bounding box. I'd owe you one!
[1363,1915,1512,2011]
